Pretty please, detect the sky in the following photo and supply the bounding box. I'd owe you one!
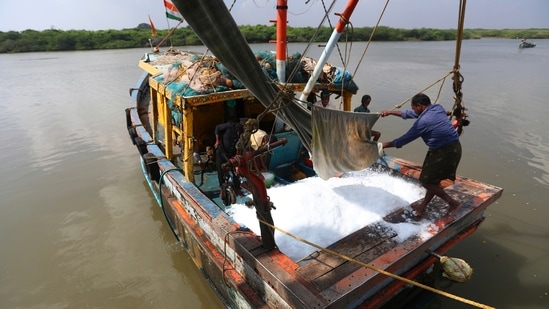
[1,0,548,32]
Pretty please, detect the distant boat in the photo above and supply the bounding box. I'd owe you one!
[125,0,503,307]
[519,39,536,48]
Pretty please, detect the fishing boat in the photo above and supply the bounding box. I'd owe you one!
[519,39,536,48]
[125,0,502,308]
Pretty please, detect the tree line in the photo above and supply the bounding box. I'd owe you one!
[1,24,547,54]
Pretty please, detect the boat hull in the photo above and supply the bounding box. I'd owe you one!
[519,42,536,48]
[126,71,503,308]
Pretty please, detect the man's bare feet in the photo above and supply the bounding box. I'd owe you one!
[447,201,462,216]
[410,200,427,219]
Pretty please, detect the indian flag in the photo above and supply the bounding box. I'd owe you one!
[164,0,182,21]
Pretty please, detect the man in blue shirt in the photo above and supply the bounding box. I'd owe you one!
[380,93,461,218]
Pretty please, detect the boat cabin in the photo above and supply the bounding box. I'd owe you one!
[135,50,356,207]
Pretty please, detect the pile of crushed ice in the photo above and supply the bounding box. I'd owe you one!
[228,168,436,261]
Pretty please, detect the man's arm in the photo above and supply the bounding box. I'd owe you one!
[381,110,417,119]
[380,110,401,117]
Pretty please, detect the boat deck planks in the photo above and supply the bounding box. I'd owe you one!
[296,223,398,291]
[295,178,502,293]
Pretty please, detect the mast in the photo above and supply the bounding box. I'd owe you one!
[275,0,288,83]
[299,0,359,103]
[270,0,288,132]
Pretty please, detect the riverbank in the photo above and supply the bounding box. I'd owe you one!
[1,26,548,53]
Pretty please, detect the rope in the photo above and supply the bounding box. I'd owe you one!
[279,0,336,89]
[159,167,184,241]
[391,70,453,110]
[355,0,469,135]
[336,21,353,109]
[322,0,353,107]
[222,230,254,287]
[449,0,468,135]
[155,19,184,51]
[255,217,495,309]
[352,0,391,79]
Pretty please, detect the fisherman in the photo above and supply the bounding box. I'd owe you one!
[354,94,381,141]
[313,90,337,110]
[380,93,462,218]
[214,117,243,194]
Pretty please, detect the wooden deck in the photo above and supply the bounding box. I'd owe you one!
[297,223,398,291]
[290,178,502,306]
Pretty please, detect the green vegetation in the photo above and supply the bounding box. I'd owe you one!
[1,24,548,53]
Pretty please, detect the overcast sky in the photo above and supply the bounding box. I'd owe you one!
[1,0,548,32]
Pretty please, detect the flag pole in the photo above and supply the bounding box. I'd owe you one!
[154,19,184,51]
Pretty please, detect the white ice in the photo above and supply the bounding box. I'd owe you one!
[228,168,437,261]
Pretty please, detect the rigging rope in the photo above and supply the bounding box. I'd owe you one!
[154,19,184,51]
[351,0,391,79]
[366,0,469,135]
[450,0,469,135]
[392,70,453,110]
[322,0,353,108]
[254,0,339,124]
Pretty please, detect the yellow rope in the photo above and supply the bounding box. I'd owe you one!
[257,218,495,309]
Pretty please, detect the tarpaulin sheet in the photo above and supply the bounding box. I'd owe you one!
[311,106,382,179]
[174,0,381,178]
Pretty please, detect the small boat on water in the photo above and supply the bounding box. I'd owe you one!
[519,39,536,48]
[126,0,502,308]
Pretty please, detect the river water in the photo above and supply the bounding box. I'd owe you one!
[0,39,547,309]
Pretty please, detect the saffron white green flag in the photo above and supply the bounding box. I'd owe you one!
[164,0,182,21]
